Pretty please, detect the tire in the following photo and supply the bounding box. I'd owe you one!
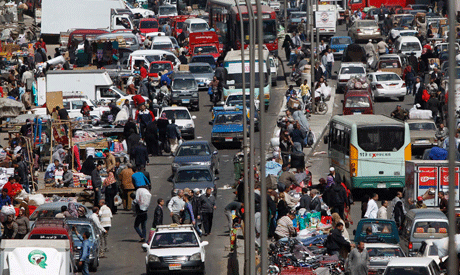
[195,105,200,111]
[398,96,404,101]
[89,257,98,272]
[215,160,220,175]
[317,102,328,115]
[272,81,277,87]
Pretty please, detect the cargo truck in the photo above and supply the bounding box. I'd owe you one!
[0,240,74,275]
[405,160,460,208]
[40,0,133,43]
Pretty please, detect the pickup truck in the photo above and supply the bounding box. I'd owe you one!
[354,219,399,244]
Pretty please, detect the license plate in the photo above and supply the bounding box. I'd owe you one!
[182,99,190,104]
[225,137,233,142]
[353,111,362,114]
[377,183,386,188]
[169,264,181,270]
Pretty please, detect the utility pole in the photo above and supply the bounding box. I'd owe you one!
[316,0,319,52]
[234,3,249,275]
[310,0,316,110]
[447,0,458,273]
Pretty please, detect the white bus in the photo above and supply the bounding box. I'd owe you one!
[325,115,411,190]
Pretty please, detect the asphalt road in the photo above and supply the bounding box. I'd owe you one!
[97,65,286,274]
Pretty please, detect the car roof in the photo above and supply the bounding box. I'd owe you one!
[155,224,195,233]
[364,243,402,248]
[331,36,351,39]
[30,227,69,235]
[161,106,190,111]
[185,18,207,23]
[387,257,434,266]
[180,140,210,146]
[340,63,366,67]
[397,36,421,42]
[407,208,449,220]
[173,72,195,78]
[176,165,212,171]
[369,71,400,76]
[407,119,436,123]
[188,62,212,67]
[34,201,85,211]
[152,36,173,43]
[192,55,215,59]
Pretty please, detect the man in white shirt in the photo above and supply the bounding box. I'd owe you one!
[325,48,334,80]
[90,206,107,257]
[364,193,379,219]
[377,200,388,219]
[318,40,327,53]
[99,200,112,254]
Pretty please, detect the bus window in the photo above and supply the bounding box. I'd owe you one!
[357,126,405,152]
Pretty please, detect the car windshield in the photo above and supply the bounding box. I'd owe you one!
[191,23,208,32]
[192,56,215,65]
[29,209,61,220]
[151,232,199,248]
[194,46,217,54]
[379,60,401,68]
[69,224,94,242]
[376,74,401,81]
[409,122,436,131]
[331,37,352,45]
[291,13,304,18]
[152,43,173,50]
[358,126,405,151]
[412,221,448,238]
[214,113,244,125]
[159,6,176,14]
[149,62,172,73]
[340,67,365,74]
[162,110,191,120]
[367,247,404,257]
[189,65,213,74]
[401,42,421,52]
[227,95,250,106]
[177,144,211,156]
[384,267,430,275]
[357,21,377,27]
[176,169,212,182]
[345,96,370,108]
[140,21,158,29]
[30,234,69,240]
[173,79,197,90]
[361,222,394,234]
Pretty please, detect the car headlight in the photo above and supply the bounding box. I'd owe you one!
[172,93,179,98]
[190,252,201,261]
[185,123,193,128]
[211,133,218,137]
[236,132,244,138]
[148,255,160,262]
[172,163,180,168]
[198,161,211,166]
[192,92,198,97]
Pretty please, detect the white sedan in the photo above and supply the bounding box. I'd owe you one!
[368,72,406,101]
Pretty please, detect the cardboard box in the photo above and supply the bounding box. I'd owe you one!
[74,66,98,70]
[288,98,301,109]
[179,64,189,71]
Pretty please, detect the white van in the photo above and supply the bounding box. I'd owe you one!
[183,18,209,33]
[150,36,175,51]
[395,36,422,58]
[128,49,181,72]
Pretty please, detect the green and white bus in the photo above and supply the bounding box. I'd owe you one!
[223,47,271,110]
[326,115,411,190]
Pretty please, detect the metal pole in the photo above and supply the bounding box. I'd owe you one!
[447,0,458,273]
[316,0,319,52]
[255,0,267,274]
[234,2,249,274]
[310,0,316,109]
[284,0,288,32]
[243,0,256,273]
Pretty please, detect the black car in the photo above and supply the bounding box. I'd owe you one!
[170,72,199,111]
[170,166,218,196]
[171,140,219,174]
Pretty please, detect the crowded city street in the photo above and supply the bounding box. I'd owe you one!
[0,0,459,274]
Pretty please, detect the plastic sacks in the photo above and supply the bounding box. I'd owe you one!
[29,194,45,206]
[1,205,15,216]
[346,75,369,91]
[409,105,432,119]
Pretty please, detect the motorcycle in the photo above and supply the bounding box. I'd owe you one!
[290,68,302,87]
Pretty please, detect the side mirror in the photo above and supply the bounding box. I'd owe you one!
[214,177,219,181]
[334,71,338,74]
[341,100,344,103]
[191,115,197,119]
[213,151,218,155]
[323,135,329,144]
[167,177,173,182]
[353,229,356,236]
[201,241,209,246]
[209,121,213,125]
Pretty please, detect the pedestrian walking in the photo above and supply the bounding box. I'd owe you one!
[182,194,195,225]
[325,222,351,256]
[166,118,182,155]
[15,208,29,239]
[91,161,104,207]
[439,191,448,215]
[345,242,369,275]
[377,200,388,219]
[200,188,216,236]
[103,170,118,214]
[119,163,135,210]
[326,48,334,80]
[152,198,164,229]
[132,186,151,243]
[99,200,112,254]
[90,206,107,257]
[364,193,378,219]
[168,189,185,224]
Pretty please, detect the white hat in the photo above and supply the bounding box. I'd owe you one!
[329,167,335,172]
[369,39,372,42]
[193,188,200,193]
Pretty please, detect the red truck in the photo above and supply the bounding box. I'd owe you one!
[405,160,460,208]
[348,0,415,11]
[189,31,221,60]
[342,90,374,115]
[171,15,197,38]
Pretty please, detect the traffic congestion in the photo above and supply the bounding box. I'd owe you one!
[0,0,459,274]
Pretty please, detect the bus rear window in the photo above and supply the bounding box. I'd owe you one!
[357,126,404,151]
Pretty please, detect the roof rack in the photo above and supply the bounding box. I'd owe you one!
[156,224,194,231]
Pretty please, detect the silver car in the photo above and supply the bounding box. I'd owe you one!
[348,20,381,42]
[188,62,214,90]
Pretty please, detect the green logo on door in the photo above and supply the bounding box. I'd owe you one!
[28,250,47,269]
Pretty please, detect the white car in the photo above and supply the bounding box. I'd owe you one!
[63,98,109,119]
[125,2,155,18]
[417,240,448,266]
[144,224,208,275]
[160,106,196,139]
[384,257,441,275]
[336,63,367,93]
[268,0,280,11]
[368,72,406,101]
[365,243,406,275]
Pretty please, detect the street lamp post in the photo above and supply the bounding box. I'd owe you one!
[310,0,316,110]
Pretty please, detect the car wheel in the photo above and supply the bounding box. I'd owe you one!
[146,266,155,275]
[273,80,277,86]
[398,96,404,102]
[195,105,200,111]
[89,257,98,272]
[215,160,220,175]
